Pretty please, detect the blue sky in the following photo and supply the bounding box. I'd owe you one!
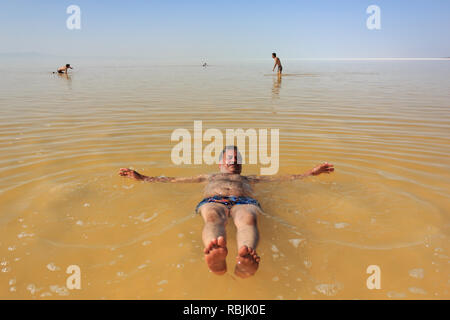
[0,0,449,61]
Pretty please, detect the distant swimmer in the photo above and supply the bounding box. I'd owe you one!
[54,64,73,74]
[203,62,208,67]
[119,145,334,278]
[272,52,282,77]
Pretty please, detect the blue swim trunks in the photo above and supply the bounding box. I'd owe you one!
[195,195,261,213]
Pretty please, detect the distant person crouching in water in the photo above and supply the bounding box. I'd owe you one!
[55,64,73,74]
[272,53,282,77]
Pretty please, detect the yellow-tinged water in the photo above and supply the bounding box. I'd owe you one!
[0,59,449,299]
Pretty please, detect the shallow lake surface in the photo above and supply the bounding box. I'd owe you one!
[0,59,449,299]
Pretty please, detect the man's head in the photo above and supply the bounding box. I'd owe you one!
[218,145,242,174]
[272,52,276,58]
[66,64,72,68]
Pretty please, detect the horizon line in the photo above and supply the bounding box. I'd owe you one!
[0,52,449,61]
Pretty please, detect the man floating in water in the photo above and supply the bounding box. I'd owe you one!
[56,64,73,74]
[118,146,334,278]
[272,52,282,77]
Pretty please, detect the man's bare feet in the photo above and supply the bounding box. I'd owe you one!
[234,245,260,278]
[118,168,144,180]
[204,236,228,275]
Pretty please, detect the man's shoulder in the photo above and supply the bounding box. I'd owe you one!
[205,173,220,180]
[242,174,256,181]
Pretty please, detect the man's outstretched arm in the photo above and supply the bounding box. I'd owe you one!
[118,168,208,183]
[247,162,334,183]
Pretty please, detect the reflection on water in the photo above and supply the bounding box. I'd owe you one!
[0,59,449,299]
[52,71,72,89]
[272,76,282,98]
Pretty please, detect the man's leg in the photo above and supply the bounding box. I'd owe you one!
[200,203,229,275]
[231,204,261,278]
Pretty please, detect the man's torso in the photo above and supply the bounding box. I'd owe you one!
[203,174,254,198]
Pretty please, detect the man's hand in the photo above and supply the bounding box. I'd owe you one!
[119,168,144,180]
[310,162,334,176]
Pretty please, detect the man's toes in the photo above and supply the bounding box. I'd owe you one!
[205,237,227,255]
[238,245,249,257]
[204,242,214,254]
[217,236,226,247]
[251,252,259,262]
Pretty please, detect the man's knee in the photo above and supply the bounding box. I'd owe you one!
[202,207,227,224]
[235,211,257,227]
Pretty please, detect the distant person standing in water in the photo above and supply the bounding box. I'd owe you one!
[272,53,282,77]
[56,64,73,74]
